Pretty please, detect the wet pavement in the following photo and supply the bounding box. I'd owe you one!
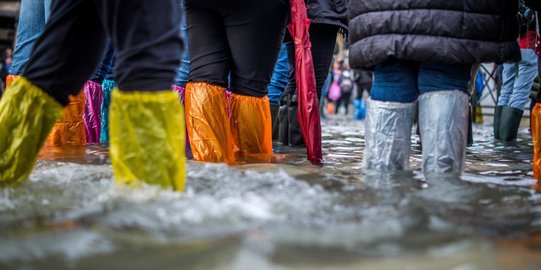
[1,116,540,270]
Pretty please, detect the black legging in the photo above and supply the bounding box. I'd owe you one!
[284,23,340,99]
[184,0,288,97]
[23,0,183,106]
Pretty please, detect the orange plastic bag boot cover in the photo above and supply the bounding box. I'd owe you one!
[185,82,234,163]
[45,91,86,146]
[229,93,273,163]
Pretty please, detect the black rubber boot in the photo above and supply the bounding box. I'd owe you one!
[499,106,524,142]
[277,94,289,145]
[270,103,280,141]
[287,95,305,147]
[493,106,503,140]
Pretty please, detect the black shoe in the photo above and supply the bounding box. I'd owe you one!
[493,106,503,140]
[499,106,524,142]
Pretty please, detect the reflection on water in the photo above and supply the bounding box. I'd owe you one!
[0,117,540,270]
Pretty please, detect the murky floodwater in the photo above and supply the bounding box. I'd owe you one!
[1,116,540,270]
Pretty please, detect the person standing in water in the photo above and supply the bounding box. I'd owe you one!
[0,0,186,191]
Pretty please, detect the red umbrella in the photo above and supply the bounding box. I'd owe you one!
[288,0,322,165]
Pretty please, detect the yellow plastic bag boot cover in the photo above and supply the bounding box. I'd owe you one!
[109,90,186,191]
[0,77,63,185]
[229,93,273,163]
[45,91,86,146]
[185,82,234,164]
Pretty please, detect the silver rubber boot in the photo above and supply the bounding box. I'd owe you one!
[419,91,469,174]
[363,98,415,171]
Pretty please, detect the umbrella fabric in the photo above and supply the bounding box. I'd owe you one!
[288,0,323,165]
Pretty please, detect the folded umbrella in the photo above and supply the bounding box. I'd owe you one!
[288,0,322,165]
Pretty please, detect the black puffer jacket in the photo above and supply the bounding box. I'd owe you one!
[348,1,521,69]
[307,0,348,31]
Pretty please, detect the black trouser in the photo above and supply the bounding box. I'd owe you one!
[184,0,288,97]
[23,0,183,105]
[284,24,339,99]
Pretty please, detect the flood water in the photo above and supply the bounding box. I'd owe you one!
[1,117,540,270]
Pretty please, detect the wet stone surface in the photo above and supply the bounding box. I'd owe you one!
[1,116,540,269]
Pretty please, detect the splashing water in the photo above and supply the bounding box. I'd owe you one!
[0,118,540,270]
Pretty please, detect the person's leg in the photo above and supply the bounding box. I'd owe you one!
[269,43,288,141]
[183,2,233,163]
[9,0,47,76]
[499,49,539,141]
[0,0,108,184]
[363,59,419,171]
[418,62,471,174]
[83,43,115,144]
[282,24,339,146]
[508,50,538,110]
[92,0,185,191]
[223,0,288,162]
[497,63,518,107]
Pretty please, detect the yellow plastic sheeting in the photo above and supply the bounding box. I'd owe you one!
[532,103,541,191]
[109,90,186,191]
[185,82,234,164]
[0,77,63,185]
[45,91,86,146]
[229,93,273,163]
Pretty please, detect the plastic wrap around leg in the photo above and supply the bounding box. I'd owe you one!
[419,91,469,174]
[0,77,63,185]
[229,94,273,163]
[185,82,233,163]
[109,90,186,191]
[83,80,103,143]
[532,103,541,190]
[363,98,415,171]
[45,90,86,146]
[100,79,116,143]
[6,75,19,88]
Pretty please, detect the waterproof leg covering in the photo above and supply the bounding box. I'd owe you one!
[532,103,541,188]
[83,80,103,143]
[100,79,116,143]
[229,94,273,163]
[109,90,186,191]
[45,90,86,146]
[277,94,289,145]
[185,82,234,163]
[499,106,524,142]
[363,98,415,171]
[0,77,63,184]
[419,91,469,174]
[287,95,305,147]
[493,106,503,140]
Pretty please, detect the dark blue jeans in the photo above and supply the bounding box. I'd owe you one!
[370,59,472,103]
[90,43,115,83]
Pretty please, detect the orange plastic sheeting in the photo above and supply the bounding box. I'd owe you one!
[532,103,541,192]
[185,82,234,164]
[6,75,19,88]
[45,91,86,146]
[229,93,272,163]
